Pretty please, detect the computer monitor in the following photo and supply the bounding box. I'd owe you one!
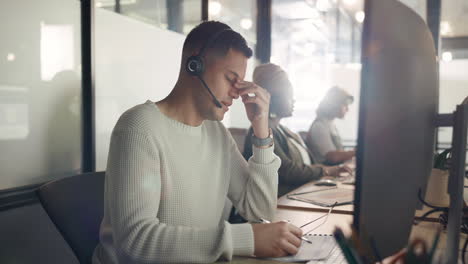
[353,0,438,259]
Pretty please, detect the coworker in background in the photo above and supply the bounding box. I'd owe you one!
[93,22,304,264]
[305,86,355,165]
[243,64,351,197]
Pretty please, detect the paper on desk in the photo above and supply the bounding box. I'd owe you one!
[267,234,335,262]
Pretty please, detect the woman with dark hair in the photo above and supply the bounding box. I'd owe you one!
[243,64,350,197]
[305,86,355,165]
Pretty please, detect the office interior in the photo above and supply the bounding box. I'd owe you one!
[0,0,467,263]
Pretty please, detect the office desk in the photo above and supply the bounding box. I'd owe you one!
[222,175,468,263]
[222,210,353,264]
[276,208,467,263]
[278,181,441,221]
[223,208,466,263]
[277,181,354,214]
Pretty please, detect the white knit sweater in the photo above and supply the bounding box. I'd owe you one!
[93,101,280,263]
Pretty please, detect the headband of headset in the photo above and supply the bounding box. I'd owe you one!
[186,28,233,76]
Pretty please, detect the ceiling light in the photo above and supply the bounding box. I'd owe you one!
[440,21,452,36]
[355,11,365,23]
[240,18,252,30]
[442,51,452,62]
[7,53,15,61]
[209,1,222,17]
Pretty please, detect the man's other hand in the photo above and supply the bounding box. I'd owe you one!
[251,221,303,258]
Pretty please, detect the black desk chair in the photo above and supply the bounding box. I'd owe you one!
[38,171,105,264]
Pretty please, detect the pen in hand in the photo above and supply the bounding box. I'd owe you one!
[258,218,312,244]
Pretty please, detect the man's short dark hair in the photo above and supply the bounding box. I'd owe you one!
[183,21,253,59]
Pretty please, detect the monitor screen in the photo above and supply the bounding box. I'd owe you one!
[353,0,438,258]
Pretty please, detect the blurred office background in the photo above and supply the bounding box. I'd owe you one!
[0,0,467,191]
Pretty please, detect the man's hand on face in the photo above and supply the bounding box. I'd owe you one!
[234,80,271,139]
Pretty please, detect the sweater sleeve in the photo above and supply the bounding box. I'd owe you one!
[106,130,253,263]
[227,129,281,223]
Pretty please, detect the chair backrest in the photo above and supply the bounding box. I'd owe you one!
[228,127,248,154]
[0,202,80,264]
[38,171,105,264]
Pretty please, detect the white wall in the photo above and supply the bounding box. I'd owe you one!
[95,8,185,170]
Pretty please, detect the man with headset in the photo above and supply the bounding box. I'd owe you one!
[93,21,303,264]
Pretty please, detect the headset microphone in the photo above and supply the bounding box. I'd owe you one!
[185,29,233,109]
[196,75,223,108]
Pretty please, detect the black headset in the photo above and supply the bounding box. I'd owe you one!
[185,28,233,108]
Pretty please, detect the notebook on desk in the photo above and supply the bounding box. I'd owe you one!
[268,234,346,263]
[287,188,354,207]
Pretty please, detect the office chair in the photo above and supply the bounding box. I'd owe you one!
[38,171,105,264]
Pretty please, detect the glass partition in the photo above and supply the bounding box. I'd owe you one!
[0,0,82,190]
[271,0,363,147]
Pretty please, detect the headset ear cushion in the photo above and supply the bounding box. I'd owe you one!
[186,56,204,76]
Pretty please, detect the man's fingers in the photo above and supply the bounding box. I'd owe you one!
[237,84,269,97]
[234,81,255,89]
[242,93,268,105]
[288,224,303,238]
[287,232,302,248]
[279,240,300,256]
[237,87,257,96]
[237,86,268,99]
[242,96,257,104]
[274,248,289,258]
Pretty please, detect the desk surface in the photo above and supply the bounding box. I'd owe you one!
[277,181,440,220]
[220,174,467,263]
[222,208,465,263]
[277,181,354,214]
[225,174,466,263]
[221,210,353,264]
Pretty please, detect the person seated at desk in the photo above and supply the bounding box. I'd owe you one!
[93,22,304,264]
[305,86,355,165]
[243,63,351,197]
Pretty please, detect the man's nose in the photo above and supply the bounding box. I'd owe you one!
[229,87,240,99]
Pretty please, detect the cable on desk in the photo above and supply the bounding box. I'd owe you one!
[415,188,468,263]
[413,189,448,225]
